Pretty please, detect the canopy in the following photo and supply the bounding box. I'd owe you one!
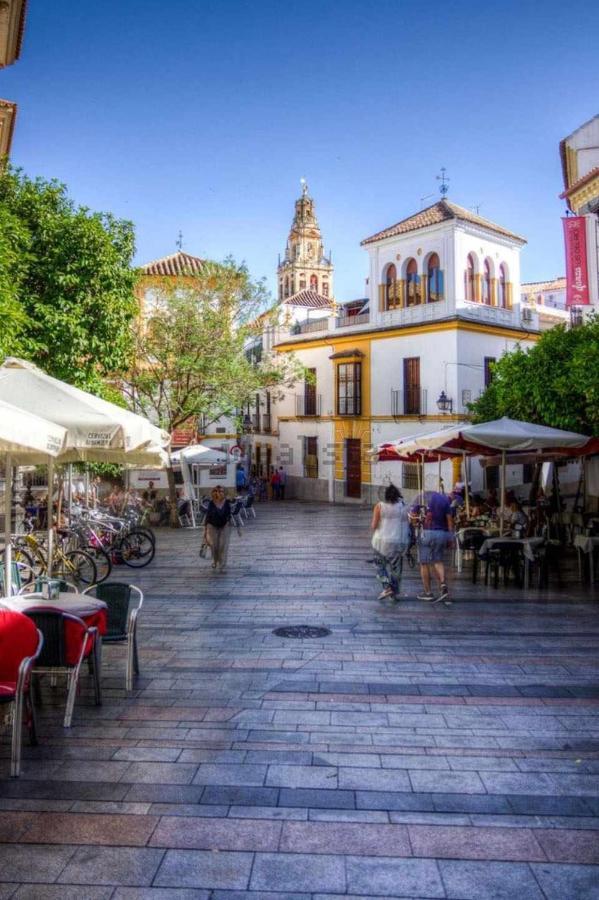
[171,445,229,465]
[375,418,597,460]
[0,358,169,462]
[0,400,66,463]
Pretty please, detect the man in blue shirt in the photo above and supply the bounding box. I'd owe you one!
[414,491,453,605]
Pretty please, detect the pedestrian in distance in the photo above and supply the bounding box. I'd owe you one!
[270,467,281,500]
[413,490,454,605]
[371,483,410,601]
[278,466,287,500]
[204,486,232,572]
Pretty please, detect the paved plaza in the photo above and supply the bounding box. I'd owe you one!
[1,501,599,899]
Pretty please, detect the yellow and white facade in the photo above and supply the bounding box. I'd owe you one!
[247,191,541,503]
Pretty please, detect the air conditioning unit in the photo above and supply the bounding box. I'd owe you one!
[521,308,533,322]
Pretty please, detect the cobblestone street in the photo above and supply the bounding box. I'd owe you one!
[1,501,599,899]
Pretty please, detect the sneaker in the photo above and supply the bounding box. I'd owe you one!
[417,591,434,601]
[433,583,449,604]
[377,588,394,600]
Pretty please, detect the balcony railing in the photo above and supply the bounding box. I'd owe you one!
[261,413,271,433]
[251,414,261,432]
[391,388,428,418]
[292,317,329,335]
[336,312,370,328]
[295,394,322,416]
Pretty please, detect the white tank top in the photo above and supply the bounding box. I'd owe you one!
[372,501,409,556]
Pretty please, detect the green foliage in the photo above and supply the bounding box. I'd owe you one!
[469,316,599,435]
[124,260,304,432]
[0,166,138,391]
[0,204,29,356]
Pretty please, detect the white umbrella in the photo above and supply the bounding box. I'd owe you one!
[171,445,229,465]
[0,358,169,461]
[0,358,170,571]
[0,402,67,595]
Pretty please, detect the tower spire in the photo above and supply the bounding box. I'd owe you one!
[276,183,334,303]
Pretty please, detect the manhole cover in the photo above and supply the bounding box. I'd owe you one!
[272,625,331,639]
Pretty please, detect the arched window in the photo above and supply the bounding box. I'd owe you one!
[385,263,397,308]
[322,280,329,298]
[426,253,443,302]
[310,274,318,291]
[299,273,306,290]
[406,258,421,306]
[284,276,290,298]
[482,259,491,305]
[499,264,508,308]
[465,254,475,301]
[279,282,283,300]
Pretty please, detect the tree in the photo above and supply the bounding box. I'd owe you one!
[469,316,599,435]
[123,259,304,520]
[0,166,138,392]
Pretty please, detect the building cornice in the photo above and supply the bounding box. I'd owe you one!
[0,0,27,68]
[0,97,16,158]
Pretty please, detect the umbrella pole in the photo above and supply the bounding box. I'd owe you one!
[438,453,442,492]
[499,450,506,536]
[47,458,54,578]
[463,452,470,518]
[67,463,73,523]
[84,466,89,509]
[4,454,12,596]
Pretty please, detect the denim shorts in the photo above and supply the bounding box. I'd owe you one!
[418,529,452,564]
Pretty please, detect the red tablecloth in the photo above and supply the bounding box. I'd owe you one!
[0,610,39,694]
[63,610,107,665]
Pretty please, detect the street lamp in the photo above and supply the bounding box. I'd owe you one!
[436,390,453,414]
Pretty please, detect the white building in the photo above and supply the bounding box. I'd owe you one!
[246,189,541,503]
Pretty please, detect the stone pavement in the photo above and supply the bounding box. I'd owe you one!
[1,501,599,899]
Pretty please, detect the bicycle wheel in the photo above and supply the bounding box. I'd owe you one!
[134,526,155,545]
[85,546,112,583]
[2,546,36,586]
[60,550,97,585]
[119,530,155,568]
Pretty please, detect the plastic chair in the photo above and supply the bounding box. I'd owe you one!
[458,529,487,583]
[0,611,43,776]
[83,582,143,691]
[244,494,256,519]
[25,608,102,727]
[230,500,245,527]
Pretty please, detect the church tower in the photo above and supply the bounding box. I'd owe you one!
[277,181,334,302]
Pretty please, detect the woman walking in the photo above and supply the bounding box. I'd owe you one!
[204,486,232,572]
[371,483,409,600]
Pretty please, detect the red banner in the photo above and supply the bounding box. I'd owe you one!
[562,216,590,306]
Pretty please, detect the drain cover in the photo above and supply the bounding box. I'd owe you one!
[273,625,331,639]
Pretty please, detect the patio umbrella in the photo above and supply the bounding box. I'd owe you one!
[0,401,67,596]
[0,358,170,572]
[375,417,598,533]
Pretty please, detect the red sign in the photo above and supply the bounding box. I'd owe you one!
[171,421,197,447]
[562,216,590,306]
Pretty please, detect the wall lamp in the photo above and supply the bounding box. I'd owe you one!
[436,390,453,414]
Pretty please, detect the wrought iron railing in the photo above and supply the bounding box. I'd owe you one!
[336,312,370,328]
[391,388,427,418]
[295,394,322,416]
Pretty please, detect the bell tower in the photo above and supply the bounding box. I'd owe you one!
[277,180,334,301]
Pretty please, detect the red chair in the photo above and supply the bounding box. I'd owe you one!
[0,610,43,777]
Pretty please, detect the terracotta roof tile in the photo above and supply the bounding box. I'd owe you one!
[140,251,205,277]
[360,199,526,246]
[559,166,599,199]
[284,288,332,309]
[521,277,566,293]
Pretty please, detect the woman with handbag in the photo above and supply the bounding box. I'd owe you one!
[204,486,232,572]
[371,483,409,601]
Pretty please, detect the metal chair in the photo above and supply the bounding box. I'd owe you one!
[457,529,487,583]
[483,542,525,589]
[25,608,102,727]
[83,582,143,691]
[230,500,245,527]
[243,494,256,519]
[0,612,43,776]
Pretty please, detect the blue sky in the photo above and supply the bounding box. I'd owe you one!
[3,0,598,301]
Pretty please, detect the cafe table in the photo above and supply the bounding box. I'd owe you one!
[478,536,545,589]
[0,592,107,665]
[573,534,599,584]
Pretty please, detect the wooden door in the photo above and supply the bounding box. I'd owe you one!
[403,357,421,414]
[346,439,361,498]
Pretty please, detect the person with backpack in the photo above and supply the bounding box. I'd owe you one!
[371,483,410,601]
